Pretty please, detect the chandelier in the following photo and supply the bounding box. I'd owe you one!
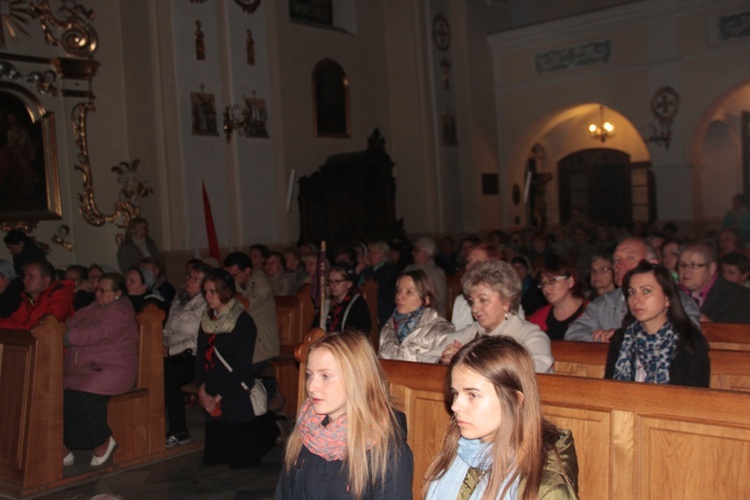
[588,105,615,143]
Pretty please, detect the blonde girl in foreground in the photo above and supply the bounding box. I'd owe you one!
[276,330,413,499]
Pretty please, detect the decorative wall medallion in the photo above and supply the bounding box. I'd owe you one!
[29,0,98,57]
[535,40,611,74]
[718,10,750,41]
[432,13,451,52]
[234,0,262,14]
[0,0,31,49]
[195,20,205,60]
[647,86,679,150]
[191,87,219,136]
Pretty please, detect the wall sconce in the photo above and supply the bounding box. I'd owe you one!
[588,105,615,143]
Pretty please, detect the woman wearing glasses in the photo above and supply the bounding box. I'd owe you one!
[529,262,588,340]
[440,261,554,373]
[62,273,138,467]
[314,263,371,334]
[588,254,615,299]
[605,261,709,387]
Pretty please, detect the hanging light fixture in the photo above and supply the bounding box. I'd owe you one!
[588,105,615,143]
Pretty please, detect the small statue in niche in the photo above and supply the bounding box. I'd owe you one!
[112,160,153,207]
[195,20,206,61]
[246,29,255,65]
[51,224,74,252]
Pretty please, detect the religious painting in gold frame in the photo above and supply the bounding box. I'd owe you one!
[0,84,62,221]
[312,59,350,138]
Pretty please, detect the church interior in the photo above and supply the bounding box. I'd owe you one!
[0,0,748,271]
[1,0,750,498]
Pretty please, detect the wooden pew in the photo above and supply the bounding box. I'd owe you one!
[0,315,65,498]
[360,277,380,349]
[265,284,315,417]
[379,360,750,499]
[701,321,750,352]
[0,305,166,498]
[445,273,463,322]
[107,303,166,466]
[550,340,750,392]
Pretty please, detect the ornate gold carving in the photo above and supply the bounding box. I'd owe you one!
[0,0,31,49]
[29,0,98,58]
[71,101,139,228]
[0,60,58,95]
[0,220,38,233]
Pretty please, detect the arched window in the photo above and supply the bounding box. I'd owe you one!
[312,59,350,137]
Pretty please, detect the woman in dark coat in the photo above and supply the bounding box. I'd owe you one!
[604,261,710,387]
[313,263,371,334]
[195,269,278,468]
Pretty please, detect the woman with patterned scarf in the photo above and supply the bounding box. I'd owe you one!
[195,269,279,468]
[276,331,413,499]
[378,269,455,363]
[604,261,710,387]
[314,263,372,334]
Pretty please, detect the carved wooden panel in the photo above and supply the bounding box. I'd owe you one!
[0,342,32,471]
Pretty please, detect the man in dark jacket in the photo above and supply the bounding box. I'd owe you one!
[679,240,750,324]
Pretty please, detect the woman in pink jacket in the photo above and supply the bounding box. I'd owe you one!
[62,273,139,467]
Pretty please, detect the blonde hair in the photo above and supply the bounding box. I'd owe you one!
[284,331,401,498]
[423,336,555,500]
[461,260,522,314]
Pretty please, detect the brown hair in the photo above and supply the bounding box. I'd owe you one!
[398,269,437,308]
[423,336,564,500]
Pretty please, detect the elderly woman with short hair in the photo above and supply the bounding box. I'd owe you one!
[363,241,399,327]
[440,260,554,373]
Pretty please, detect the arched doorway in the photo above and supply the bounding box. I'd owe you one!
[558,148,655,227]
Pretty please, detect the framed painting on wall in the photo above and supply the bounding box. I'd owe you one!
[190,91,220,136]
[0,87,62,222]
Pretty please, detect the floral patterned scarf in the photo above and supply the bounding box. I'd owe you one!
[297,398,349,461]
[613,320,678,384]
[392,307,425,344]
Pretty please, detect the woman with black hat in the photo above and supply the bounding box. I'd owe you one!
[195,268,278,468]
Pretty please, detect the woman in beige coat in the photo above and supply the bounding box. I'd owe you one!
[378,269,455,363]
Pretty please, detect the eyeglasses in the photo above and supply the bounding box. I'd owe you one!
[677,262,711,271]
[538,276,569,288]
[591,266,612,275]
[327,279,346,285]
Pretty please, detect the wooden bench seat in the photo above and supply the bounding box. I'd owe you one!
[379,359,750,499]
[550,340,750,392]
[0,304,166,498]
[702,321,750,352]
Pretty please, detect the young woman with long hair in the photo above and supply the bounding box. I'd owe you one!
[276,331,413,499]
[425,336,578,500]
[605,261,710,387]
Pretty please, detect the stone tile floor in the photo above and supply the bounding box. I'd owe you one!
[32,402,286,500]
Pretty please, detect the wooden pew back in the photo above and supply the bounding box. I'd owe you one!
[701,321,750,352]
[379,359,750,499]
[0,316,65,498]
[445,273,463,322]
[550,340,750,392]
[107,303,166,466]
